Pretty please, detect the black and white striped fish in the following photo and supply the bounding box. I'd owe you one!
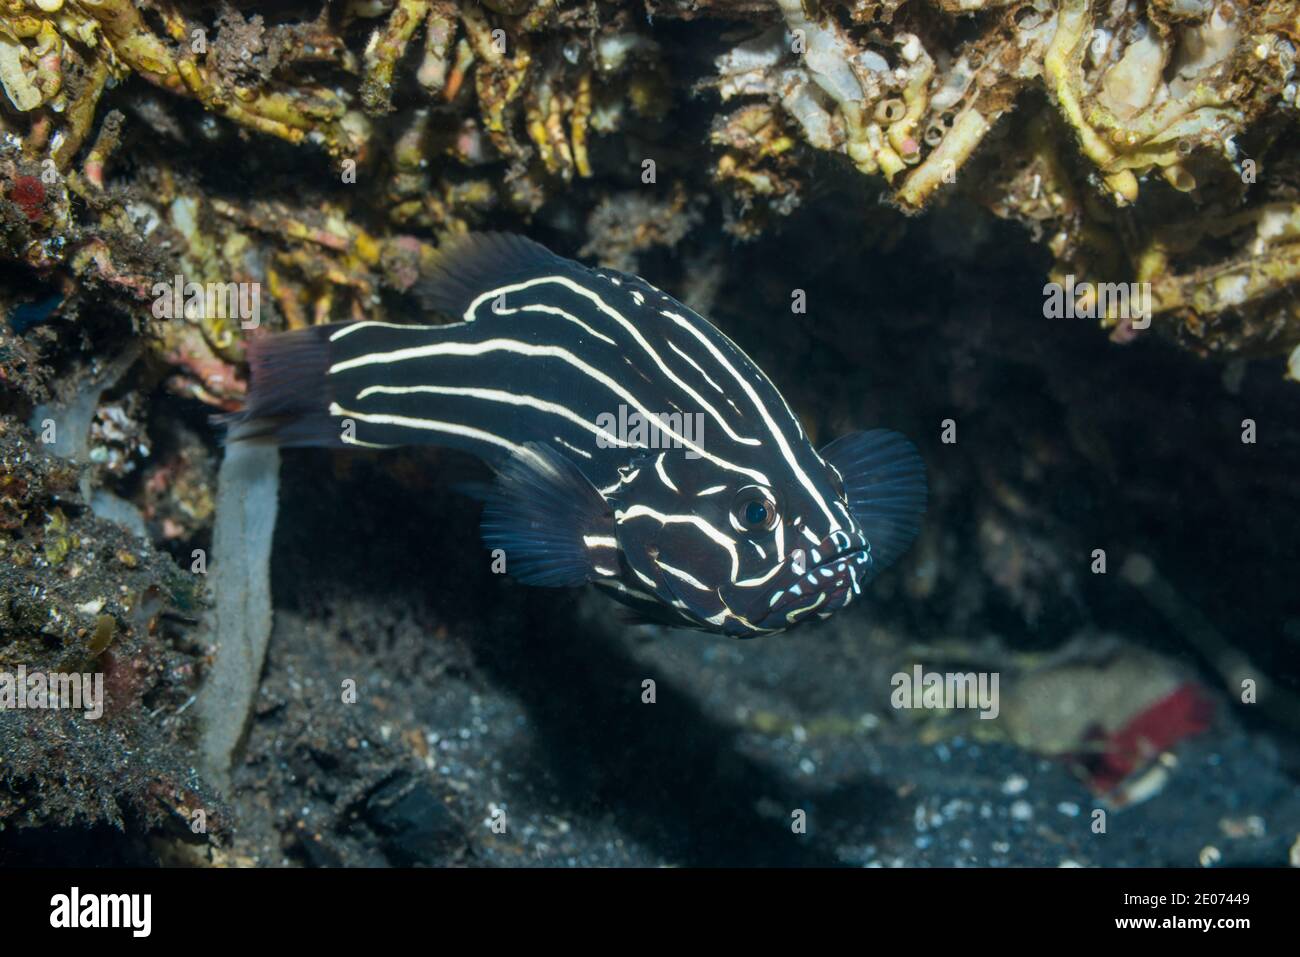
[228,234,926,637]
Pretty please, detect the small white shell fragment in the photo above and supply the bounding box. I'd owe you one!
[0,37,43,112]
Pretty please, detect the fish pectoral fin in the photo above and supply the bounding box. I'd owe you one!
[479,441,615,588]
[820,429,928,576]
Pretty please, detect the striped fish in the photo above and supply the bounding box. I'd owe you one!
[228,234,926,637]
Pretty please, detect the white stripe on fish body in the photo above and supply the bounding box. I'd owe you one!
[601,468,640,495]
[594,578,666,606]
[614,504,740,582]
[632,566,659,590]
[665,339,726,396]
[462,275,763,449]
[654,559,711,592]
[330,403,548,466]
[660,308,841,532]
[653,453,679,492]
[340,434,398,449]
[785,592,827,623]
[484,298,618,346]
[331,335,769,486]
[554,436,593,459]
[331,320,445,341]
[734,561,785,588]
[354,383,631,450]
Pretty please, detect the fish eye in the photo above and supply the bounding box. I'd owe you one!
[731,485,779,534]
[826,464,845,500]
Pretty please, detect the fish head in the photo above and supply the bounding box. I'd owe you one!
[709,458,875,636]
[723,428,934,636]
[609,448,879,636]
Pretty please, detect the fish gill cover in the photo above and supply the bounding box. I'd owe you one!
[0,0,1296,869]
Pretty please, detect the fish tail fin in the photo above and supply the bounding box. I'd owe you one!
[218,324,345,447]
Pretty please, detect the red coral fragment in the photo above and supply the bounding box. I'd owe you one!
[9,176,47,222]
[1080,682,1215,795]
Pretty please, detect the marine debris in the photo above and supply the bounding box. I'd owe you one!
[193,442,279,788]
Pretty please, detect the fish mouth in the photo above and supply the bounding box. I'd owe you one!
[760,548,868,627]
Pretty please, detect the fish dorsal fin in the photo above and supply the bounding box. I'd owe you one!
[591,267,685,312]
[479,441,616,588]
[820,429,927,577]
[413,233,577,320]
